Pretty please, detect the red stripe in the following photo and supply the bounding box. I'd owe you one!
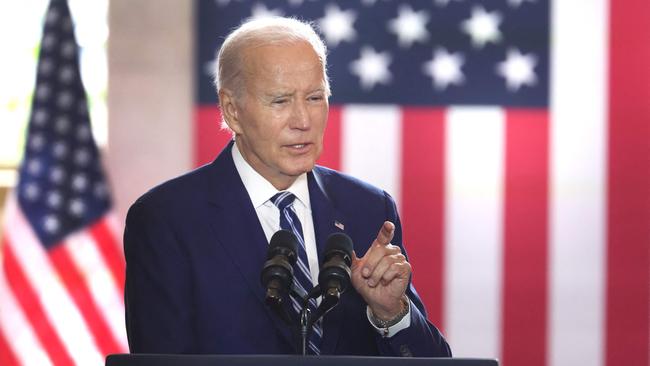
[606,0,650,365]
[90,219,126,294]
[400,108,445,330]
[48,244,124,356]
[0,328,20,366]
[195,106,232,167]
[2,238,75,366]
[317,105,342,170]
[501,110,549,366]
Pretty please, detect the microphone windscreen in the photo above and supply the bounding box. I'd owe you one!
[268,229,298,260]
[324,232,353,265]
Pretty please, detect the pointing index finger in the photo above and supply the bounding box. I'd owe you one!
[360,221,397,278]
[375,221,395,246]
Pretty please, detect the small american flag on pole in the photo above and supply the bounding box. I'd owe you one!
[0,0,128,365]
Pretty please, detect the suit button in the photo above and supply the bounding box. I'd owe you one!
[400,344,413,357]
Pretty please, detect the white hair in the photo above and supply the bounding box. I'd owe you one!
[214,16,330,99]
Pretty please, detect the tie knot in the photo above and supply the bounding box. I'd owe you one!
[270,191,296,211]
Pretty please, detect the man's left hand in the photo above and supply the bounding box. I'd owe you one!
[351,221,411,320]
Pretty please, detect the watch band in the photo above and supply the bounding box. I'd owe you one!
[369,296,410,335]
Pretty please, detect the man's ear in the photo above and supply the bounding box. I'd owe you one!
[219,88,243,134]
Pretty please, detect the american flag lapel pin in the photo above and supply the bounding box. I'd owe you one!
[334,221,345,231]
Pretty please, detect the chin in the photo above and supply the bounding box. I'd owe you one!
[283,161,316,176]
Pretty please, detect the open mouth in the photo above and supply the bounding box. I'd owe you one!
[286,143,310,150]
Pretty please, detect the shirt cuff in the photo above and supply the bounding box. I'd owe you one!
[366,300,412,338]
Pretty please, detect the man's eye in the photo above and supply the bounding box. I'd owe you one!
[308,95,324,101]
[272,99,287,105]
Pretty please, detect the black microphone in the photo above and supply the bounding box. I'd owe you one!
[260,230,298,324]
[319,232,353,298]
[311,232,353,324]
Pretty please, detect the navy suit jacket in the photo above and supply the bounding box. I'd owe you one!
[124,142,451,357]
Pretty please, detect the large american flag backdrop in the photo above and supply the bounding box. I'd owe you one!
[0,1,128,365]
[196,1,649,366]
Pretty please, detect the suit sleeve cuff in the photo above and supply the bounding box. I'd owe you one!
[366,300,412,338]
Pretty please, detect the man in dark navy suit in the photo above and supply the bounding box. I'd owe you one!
[124,16,451,357]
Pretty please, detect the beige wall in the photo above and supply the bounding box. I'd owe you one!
[107,0,194,224]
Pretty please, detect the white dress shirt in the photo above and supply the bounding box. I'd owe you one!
[231,143,320,287]
[231,142,410,337]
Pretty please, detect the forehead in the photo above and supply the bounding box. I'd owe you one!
[241,41,324,90]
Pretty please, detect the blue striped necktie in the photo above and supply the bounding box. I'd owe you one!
[270,191,322,355]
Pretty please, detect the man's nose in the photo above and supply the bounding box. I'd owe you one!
[289,100,310,130]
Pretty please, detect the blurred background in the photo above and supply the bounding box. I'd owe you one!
[0,1,647,366]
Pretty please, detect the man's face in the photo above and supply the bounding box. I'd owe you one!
[226,41,329,190]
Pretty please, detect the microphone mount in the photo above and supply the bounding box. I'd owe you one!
[263,231,354,356]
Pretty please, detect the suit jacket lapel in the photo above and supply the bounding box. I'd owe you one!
[205,142,295,350]
[202,147,349,353]
[308,168,347,353]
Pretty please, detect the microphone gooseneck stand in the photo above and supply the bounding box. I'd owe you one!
[263,231,354,356]
[299,306,311,355]
[295,285,341,356]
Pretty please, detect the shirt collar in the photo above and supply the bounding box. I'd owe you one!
[231,141,311,210]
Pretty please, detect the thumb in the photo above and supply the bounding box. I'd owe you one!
[351,250,363,271]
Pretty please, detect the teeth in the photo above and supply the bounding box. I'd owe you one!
[292,144,305,148]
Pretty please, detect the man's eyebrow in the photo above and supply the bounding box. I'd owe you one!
[264,91,294,98]
[263,87,325,98]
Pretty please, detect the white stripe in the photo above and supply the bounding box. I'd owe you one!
[292,278,309,297]
[65,230,129,351]
[549,1,608,365]
[105,212,124,241]
[309,341,320,354]
[444,107,504,359]
[3,196,105,365]
[312,323,323,337]
[285,209,305,248]
[296,260,312,281]
[282,207,313,285]
[290,296,302,313]
[0,265,52,366]
[341,105,402,205]
[277,191,291,205]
